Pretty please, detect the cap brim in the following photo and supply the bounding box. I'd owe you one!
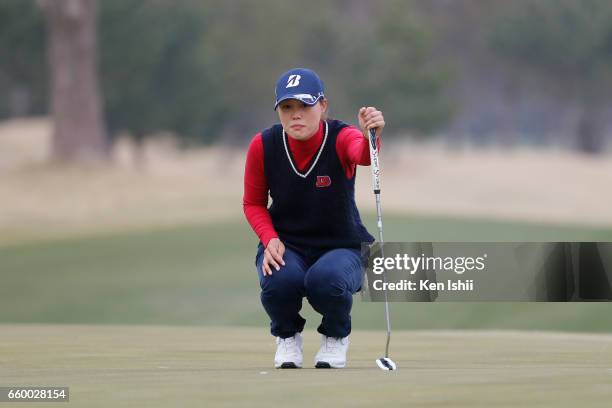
[274,94,323,110]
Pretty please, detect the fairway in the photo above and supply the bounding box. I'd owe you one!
[2,324,612,407]
[2,216,612,332]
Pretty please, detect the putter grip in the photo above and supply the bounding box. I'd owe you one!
[368,128,380,193]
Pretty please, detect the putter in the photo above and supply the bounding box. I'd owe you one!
[367,127,397,371]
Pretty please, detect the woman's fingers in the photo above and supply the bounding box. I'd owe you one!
[365,112,383,124]
[366,118,385,131]
[262,239,285,276]
[359,107,385,134]
[268,241,285,266]
[275,242,286,266]
[265,250,280,272]
[361,107,379,118]
[262,257,276,276]
[262,260,272,276]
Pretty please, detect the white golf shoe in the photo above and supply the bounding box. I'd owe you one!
[274,332,303,369]
[314,334,349,368]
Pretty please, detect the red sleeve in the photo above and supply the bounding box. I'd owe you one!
[336,125,382,179]
[242,133,278,247]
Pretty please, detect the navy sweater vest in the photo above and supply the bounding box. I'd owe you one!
[261,119,374,250]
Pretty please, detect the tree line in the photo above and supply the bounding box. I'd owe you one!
[1,0,612,161]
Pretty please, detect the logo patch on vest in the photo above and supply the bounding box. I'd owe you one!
[316,175,331,188]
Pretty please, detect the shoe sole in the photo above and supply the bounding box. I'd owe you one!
[277,362,300,369]
[315,361,345,368]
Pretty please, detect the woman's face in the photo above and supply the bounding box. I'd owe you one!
[277,99,327,140]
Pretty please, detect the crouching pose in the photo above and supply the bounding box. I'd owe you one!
[243,68,384,368]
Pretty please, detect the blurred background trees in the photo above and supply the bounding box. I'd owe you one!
[0,0,46,118]
[489,0,612,154]
[1,0,611,161]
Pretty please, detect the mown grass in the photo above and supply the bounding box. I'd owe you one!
[2,213,612,331]
[2,324,612,408]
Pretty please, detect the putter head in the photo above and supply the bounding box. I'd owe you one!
[376,357,397,371]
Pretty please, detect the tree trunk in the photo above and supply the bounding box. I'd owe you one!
[40,0,107,162]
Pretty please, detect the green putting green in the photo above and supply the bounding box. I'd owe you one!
[2,324,611,407]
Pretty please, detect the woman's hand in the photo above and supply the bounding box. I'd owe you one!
[262,238,286,276]
[358,106,385,139]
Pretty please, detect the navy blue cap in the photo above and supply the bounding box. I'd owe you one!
[274,68,325,110]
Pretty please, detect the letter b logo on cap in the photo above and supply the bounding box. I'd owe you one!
[286,75,301,88]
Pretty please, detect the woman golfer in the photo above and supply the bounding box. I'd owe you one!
[243,68,385,368]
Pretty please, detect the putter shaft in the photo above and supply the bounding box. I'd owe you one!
[368,128,392,359]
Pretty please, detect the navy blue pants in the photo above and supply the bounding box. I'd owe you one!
[255,244,363,339]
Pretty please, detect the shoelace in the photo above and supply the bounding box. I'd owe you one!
[324,337,343,353]
[280,337,297,353]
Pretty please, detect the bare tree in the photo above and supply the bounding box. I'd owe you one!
[39,0,107,161]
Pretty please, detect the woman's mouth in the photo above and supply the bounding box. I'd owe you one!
[290,124,305,130]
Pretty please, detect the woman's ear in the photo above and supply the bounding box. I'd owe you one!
[319,99,328,120]
[319,99,328,112]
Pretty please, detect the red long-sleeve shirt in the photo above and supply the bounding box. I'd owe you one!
[243,121,379,247]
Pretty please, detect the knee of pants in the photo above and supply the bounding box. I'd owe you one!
[304,265,349,300]
[260,268,304,301]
